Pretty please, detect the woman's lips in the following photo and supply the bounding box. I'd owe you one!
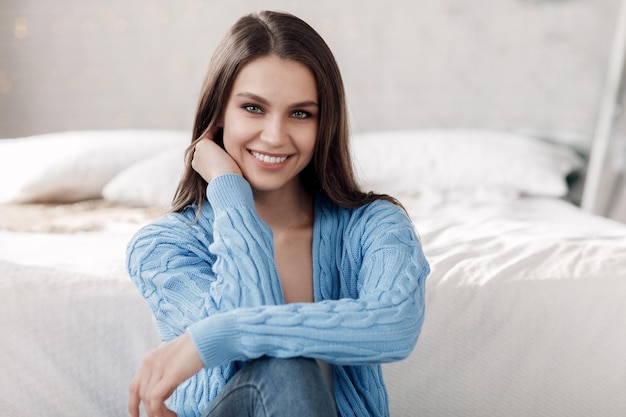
[250,150,290,164]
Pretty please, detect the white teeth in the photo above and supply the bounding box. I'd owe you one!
[251,151,288,164]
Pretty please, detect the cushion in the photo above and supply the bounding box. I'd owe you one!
[102,147,186,208]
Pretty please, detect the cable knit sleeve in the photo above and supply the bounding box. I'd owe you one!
[187,199,430,368]
[126,174,284,341]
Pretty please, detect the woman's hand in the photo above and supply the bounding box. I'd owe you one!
[128,333,204,417]
[192,133,242,183]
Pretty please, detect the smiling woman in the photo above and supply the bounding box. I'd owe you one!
[219,56,319,198]
[126,10,429,417]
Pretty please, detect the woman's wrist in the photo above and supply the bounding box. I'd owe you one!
[206,174,255,211]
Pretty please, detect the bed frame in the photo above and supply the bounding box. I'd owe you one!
[582,0,626,217]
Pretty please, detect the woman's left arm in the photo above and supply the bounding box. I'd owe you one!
[187,201,430,368]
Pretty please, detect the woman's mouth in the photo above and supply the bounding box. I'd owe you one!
[250,151,289,164]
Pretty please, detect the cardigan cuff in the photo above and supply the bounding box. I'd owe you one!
[206,174,255,212]
[187,313,241,369]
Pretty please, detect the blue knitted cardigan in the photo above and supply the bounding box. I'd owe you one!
[126,174,430,417]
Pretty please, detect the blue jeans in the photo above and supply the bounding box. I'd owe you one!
[201,357,338,417]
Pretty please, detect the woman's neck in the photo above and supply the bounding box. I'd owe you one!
[253,183,314,232]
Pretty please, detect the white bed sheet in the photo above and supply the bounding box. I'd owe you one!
[1,196,625,417]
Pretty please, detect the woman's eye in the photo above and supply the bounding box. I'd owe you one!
[291,110,310,119]
[244,105,262,114]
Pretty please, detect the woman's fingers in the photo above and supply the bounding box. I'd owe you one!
[128,376,141,417]
[146,379,179,417]
[191,137,242,182]
[128,334,202,417]
[142,366,168,416]
[129,365,176,417]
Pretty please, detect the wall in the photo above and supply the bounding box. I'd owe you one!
[0,0,621,154]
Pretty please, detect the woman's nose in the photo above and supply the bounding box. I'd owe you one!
[259,116,287,146]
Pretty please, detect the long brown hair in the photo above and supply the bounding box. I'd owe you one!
[172,10,399,213]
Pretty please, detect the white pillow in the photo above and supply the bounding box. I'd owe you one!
[101,129,584,208]
[103,147,187,208]
[0,130,190,203]
[351,129,584,197]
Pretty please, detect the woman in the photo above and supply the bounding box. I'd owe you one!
[127,10,429,417]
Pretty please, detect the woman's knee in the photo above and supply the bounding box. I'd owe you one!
[203,357,337,417]
[240,357,337,416]
[248,356,321,382]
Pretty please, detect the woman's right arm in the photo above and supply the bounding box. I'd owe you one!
[127,174,284,340]
[128,138,286,417]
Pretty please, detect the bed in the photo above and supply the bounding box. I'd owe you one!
[1,128,625,417]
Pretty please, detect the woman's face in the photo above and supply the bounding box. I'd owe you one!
[221,55,319,196]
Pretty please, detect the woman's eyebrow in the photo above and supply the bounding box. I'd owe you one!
[291,100,319,109]
[235,92,269,105]
[235,92,318,108]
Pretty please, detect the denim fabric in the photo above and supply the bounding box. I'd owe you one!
[201,357,337,417]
